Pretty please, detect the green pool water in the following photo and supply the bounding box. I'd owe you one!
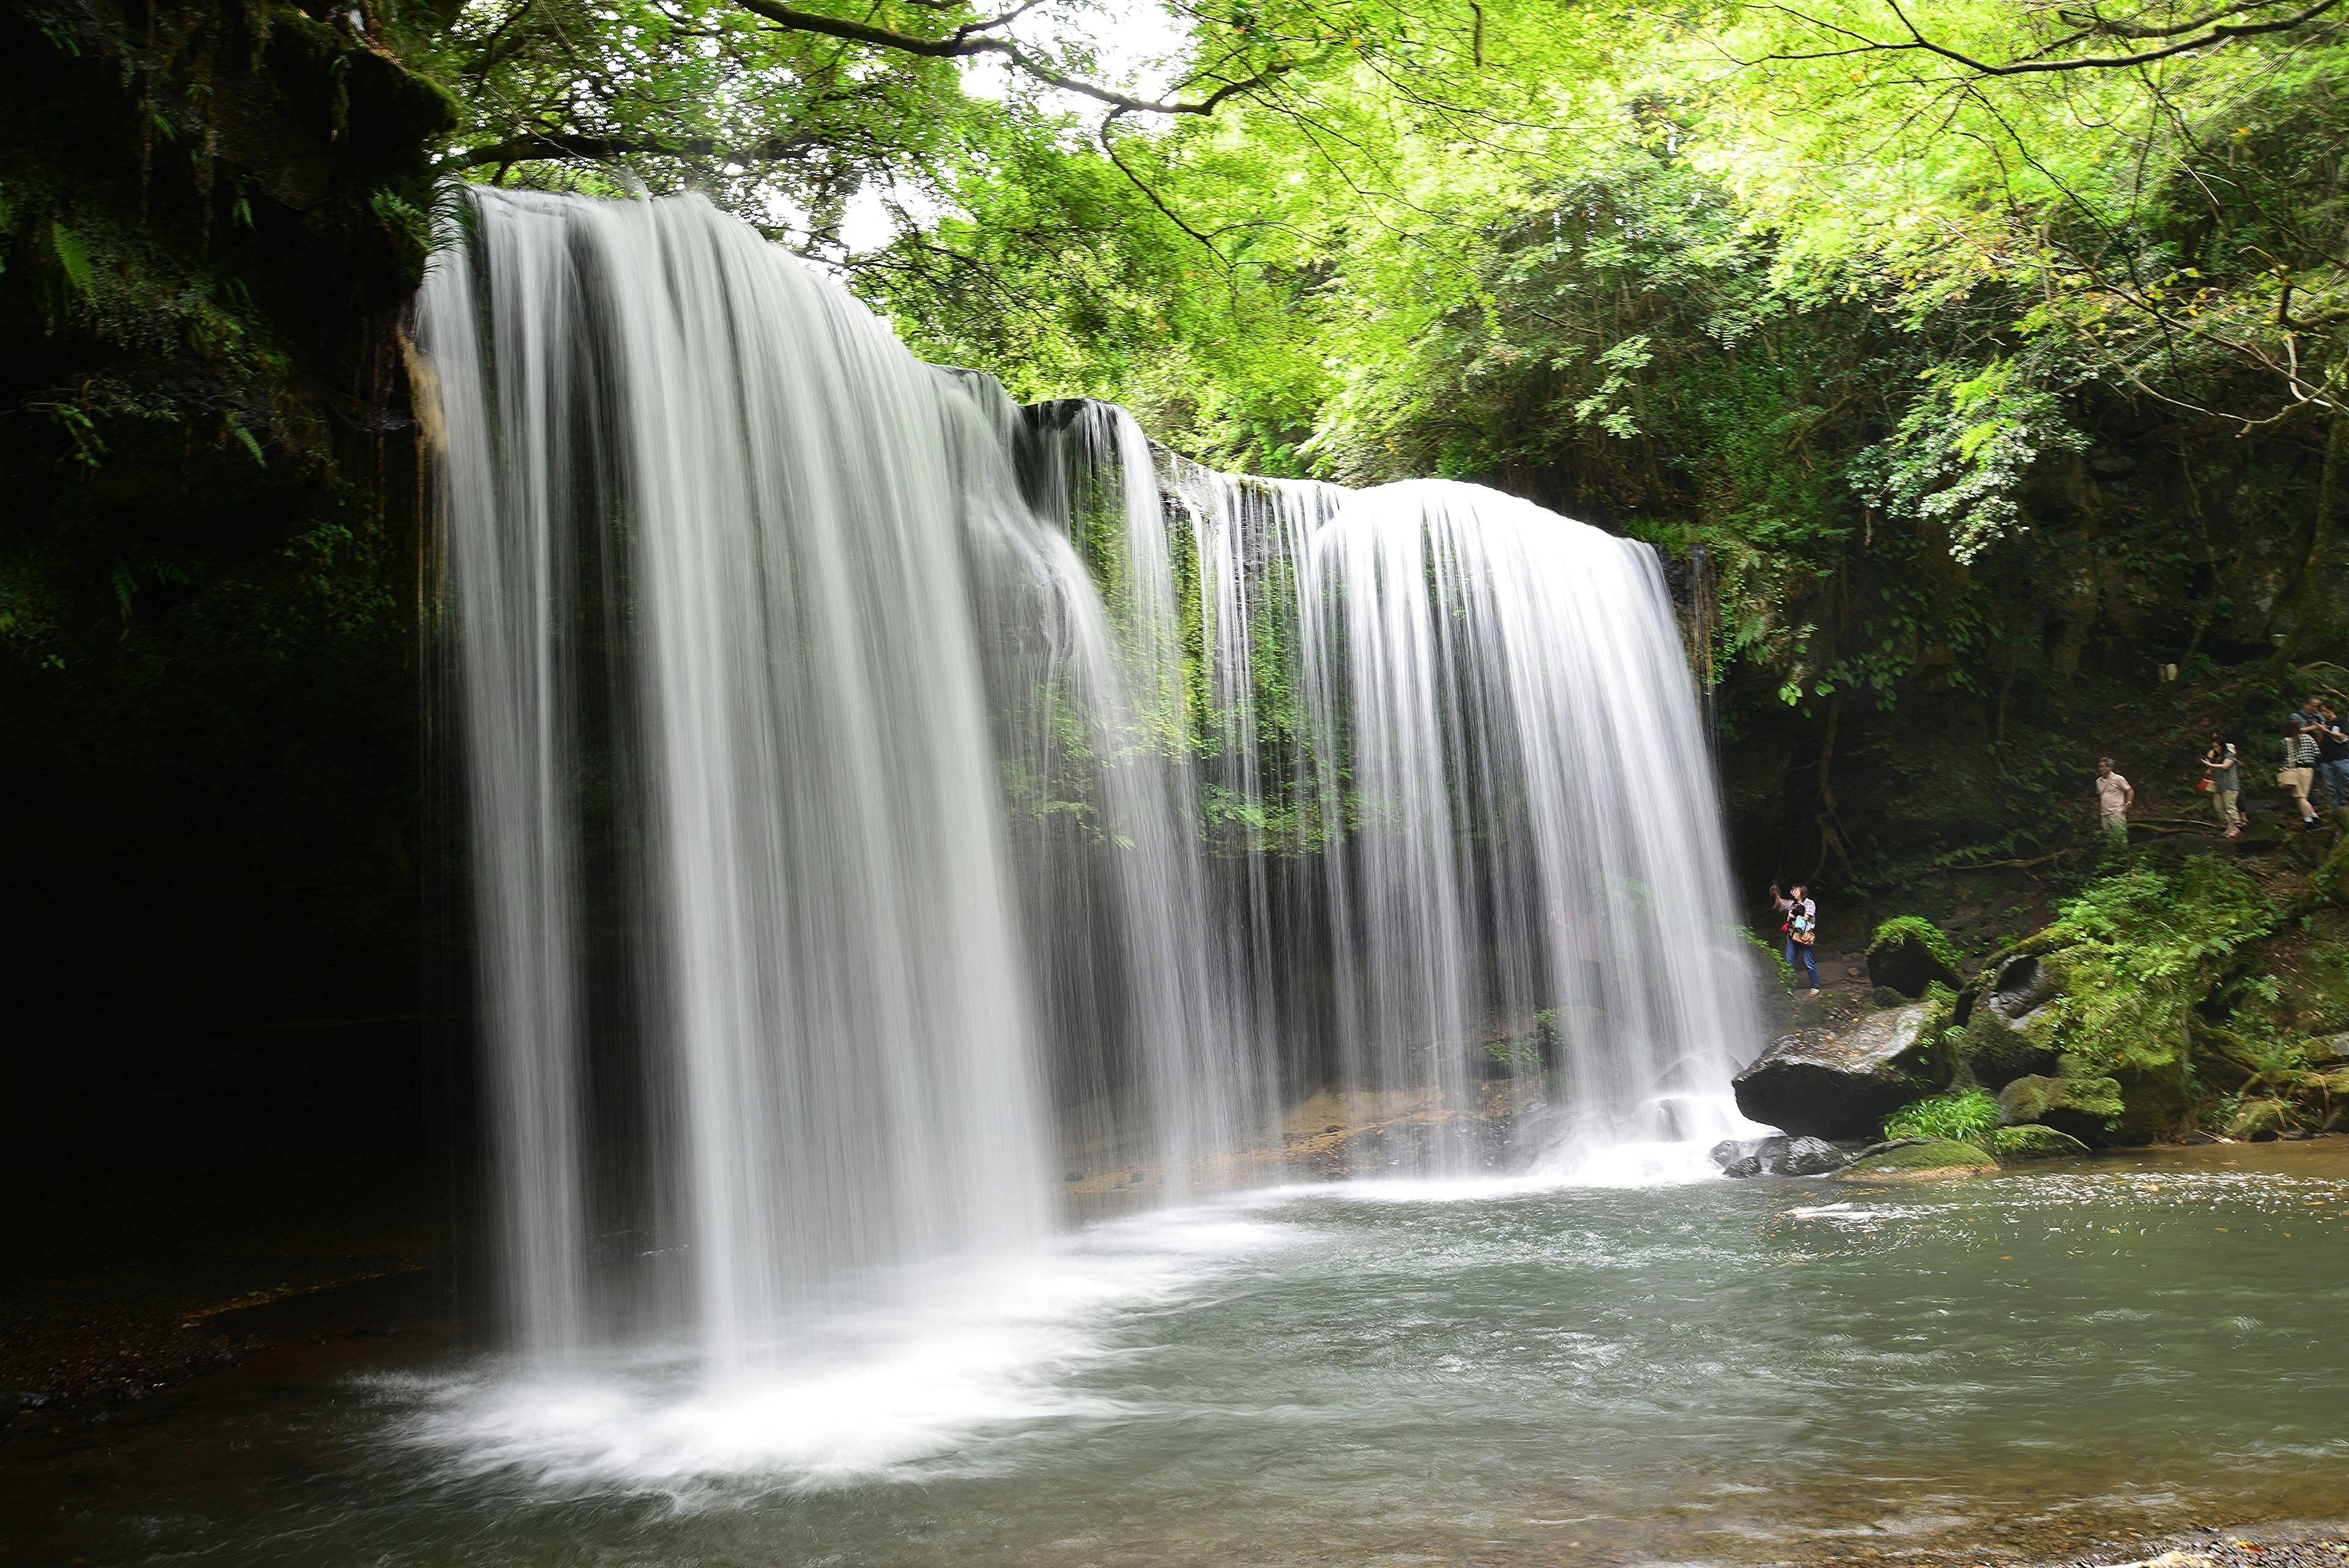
[9,1142,2348,1567]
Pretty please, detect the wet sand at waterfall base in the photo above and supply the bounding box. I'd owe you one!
[7,1139,2349,1568]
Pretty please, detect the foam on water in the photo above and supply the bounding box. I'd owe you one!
[383,1205,1299,1496]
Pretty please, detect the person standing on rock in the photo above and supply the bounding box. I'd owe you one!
[1768,881,1821,998]
[2094,757,2134,844]
[2200,730,2242,838]
[2281,718,2321,828]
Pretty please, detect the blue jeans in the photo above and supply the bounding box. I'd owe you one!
[2320,759,2349,811]
[1785,938,1819,990]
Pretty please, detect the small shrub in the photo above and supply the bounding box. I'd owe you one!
[1883,1086,2001,1145]
[1740,924,1797,992]
[1483,1038,1542,1069]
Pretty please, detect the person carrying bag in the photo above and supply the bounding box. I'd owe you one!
[1768,881,1822,999]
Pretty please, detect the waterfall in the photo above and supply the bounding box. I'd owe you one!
[418,188,1760,1367]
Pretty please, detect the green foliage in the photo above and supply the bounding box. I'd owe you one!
[1847,359,2088,565]
[2032,860,2278,1074]
[1883,1087,2000,1146]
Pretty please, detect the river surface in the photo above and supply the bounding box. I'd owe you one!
[10,1143,2348,1566]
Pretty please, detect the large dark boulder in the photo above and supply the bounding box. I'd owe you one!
[1866,920,1964,1000]
[1732,1005,1955,1139]
[1960,954,2065,1088]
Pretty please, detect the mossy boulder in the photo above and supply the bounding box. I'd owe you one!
[1831,1138,1999,1181]
[1866,918,1964,1000]
[1732,1005,1956,1139]
[1960,954,2066,1088]
[1998,1072,2124,1145]
[2315,823,2349,908]
[1987,1124,2090,1162]
[2109,1058,2189,1145]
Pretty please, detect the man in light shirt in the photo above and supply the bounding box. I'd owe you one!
[2095,757,2134,842]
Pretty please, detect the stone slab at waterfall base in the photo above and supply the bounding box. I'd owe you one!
[1708,1135,1846,1177]
[1731,1005,1953,1139]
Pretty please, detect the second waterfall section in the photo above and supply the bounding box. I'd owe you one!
[420,189,1761,1356]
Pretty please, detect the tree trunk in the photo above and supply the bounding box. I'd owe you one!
[2279,405,2346,664]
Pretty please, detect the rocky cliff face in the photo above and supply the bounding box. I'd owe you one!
[0,0,455,1169]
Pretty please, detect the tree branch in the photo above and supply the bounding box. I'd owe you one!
[1754,0,2343,75]
[439,130,821,168]
[726,0,1292,113]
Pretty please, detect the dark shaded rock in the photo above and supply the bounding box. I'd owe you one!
[2231,820,2285,855]
[1998,1072,2123,1145]
[1870,984,1912,1009]
[1831,1137,1998,1180]
[1960,954,2065,1088]
[1866,921,1964,999]
[1732,1005,1955,1139]
[1987,1124,2090,1162]
[2110,1058,2189,1145]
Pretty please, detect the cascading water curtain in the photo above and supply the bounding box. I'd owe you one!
[1171,470,1764,1170]
[1301,481,1762,1165]
[420,187,1761,1366]
[420,189,1059,1372]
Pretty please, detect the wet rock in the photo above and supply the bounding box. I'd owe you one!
[1960,954,2065,1088]
[1777,1136,1849,1175]
[1709,1135,1847,1177]
[1987,1124,2089,1162]
[1831,1137,1998,1181]
[1866,920,1964,999]
[1731,1005,1954,1140]
[1710,1135,1783,1176]
[1998,1071,2123,1145]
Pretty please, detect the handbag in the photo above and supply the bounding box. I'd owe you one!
[2279,768,2298,788]
[2199,776,2215,792]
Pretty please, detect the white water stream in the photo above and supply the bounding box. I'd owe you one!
[417,188,1764,1392]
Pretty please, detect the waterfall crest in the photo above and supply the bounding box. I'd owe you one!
[418,189,1761,1365]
